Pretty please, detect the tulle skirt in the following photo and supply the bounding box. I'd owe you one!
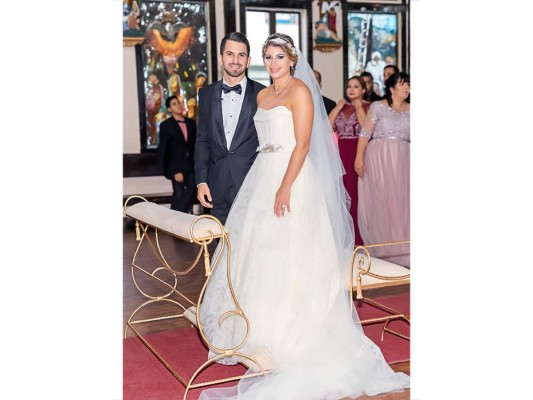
[358,138,410,267]
[199,151,410,399]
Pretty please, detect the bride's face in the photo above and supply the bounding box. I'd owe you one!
[263,45,292,80]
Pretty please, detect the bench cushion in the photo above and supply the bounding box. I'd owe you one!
[125,201,226,242]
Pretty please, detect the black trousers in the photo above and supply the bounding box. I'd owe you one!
[210,181,237,226]
[171,172,196,213]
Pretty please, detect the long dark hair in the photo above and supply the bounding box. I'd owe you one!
[383,72,410,106]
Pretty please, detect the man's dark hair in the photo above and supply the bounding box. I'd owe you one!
[220,32,250,56]
[165,95,178,109]
[384,65,400,75]
[360,71,373,81]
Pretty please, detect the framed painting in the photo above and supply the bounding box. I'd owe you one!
[139,1,211,149]
[313,1,343,53]
[346,10,399,96]
[123,0,143,38]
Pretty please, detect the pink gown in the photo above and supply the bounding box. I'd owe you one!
[334,102,370,245]
[358,101,410,266]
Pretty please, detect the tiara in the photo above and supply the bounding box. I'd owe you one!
[264,36,298,56]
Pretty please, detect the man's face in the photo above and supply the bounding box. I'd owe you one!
[168,98,183,116]
[383,68,395,82]
[362,76,373,92]
[218,40,250,79]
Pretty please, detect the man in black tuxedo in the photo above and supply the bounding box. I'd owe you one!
[157,95,197,212]
[360,71,382,102]
[194,32,265,225]
[313,69,336,115]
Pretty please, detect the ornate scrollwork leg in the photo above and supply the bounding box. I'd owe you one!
[350,241,411,341]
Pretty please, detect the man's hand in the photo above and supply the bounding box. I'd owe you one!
[197,183,213,208]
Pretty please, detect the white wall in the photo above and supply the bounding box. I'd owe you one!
[123,46,141,154]
[312,50,343,103]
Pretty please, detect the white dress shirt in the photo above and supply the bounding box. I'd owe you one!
[221,77,247,150]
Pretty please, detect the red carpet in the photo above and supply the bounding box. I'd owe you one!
[357,293,410,365]
[123,293,409,399]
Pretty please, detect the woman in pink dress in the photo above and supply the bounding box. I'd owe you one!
[355,71,410,266]
[328,75,370,245]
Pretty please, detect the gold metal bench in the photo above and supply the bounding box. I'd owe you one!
[123,196,271,399]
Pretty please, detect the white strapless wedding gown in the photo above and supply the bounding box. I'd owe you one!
[199,106,410,399]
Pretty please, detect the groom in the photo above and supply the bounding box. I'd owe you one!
[194,32,265,225]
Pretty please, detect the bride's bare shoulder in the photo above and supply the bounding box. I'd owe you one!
[288,78,312,102]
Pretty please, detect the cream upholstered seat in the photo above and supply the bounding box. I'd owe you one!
[352,255,410,294]
[125,200,226,242]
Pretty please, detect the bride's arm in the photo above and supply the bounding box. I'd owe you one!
[274,82,313,217]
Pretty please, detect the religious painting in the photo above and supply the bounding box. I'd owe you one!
[140,1,209,149]
[313,1,343,52]
[347,11,398,97]
[123,0,143,37]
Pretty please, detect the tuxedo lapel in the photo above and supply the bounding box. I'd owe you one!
[211,81,227,149]
[229,81,255,151]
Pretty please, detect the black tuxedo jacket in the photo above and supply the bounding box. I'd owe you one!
[157,116,196,181]
[365,91,382,103]
[322,95,337,115]
[194,78,265,203]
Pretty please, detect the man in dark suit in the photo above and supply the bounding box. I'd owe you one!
[313,69,336,115]
[360,71,382,102]
[157,95,197,212]
[194,32,265,225]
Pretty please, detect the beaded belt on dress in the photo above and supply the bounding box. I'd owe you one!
[338,135,359,140]
[369,136,410,143]
[257,144,284,153]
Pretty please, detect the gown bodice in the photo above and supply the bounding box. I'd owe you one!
[360,101,410,142]
[253,106,296,153]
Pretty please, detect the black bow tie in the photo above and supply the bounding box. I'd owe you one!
[222,83,242,95]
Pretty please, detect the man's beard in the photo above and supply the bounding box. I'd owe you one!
[224,64,245,78]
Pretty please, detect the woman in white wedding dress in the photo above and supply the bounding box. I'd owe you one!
[198,33,410,399]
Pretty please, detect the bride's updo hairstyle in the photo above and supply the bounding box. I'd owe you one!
[262,33,298,76]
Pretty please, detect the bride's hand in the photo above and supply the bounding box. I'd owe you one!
[274,186,291,217]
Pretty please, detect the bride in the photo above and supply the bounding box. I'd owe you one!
[198,33,410,399]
